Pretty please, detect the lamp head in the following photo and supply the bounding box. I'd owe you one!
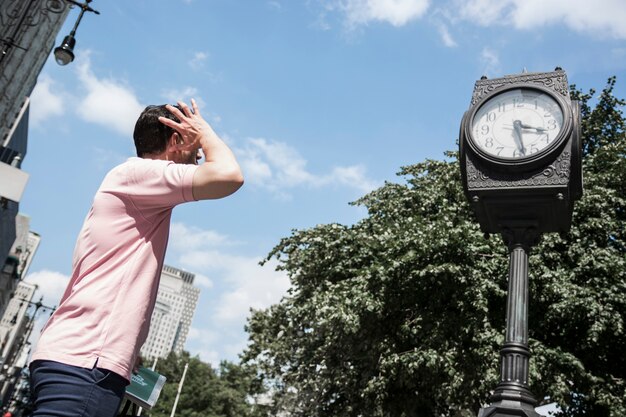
[54,35,76,65]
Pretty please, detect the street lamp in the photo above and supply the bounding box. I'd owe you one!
[54,0,100,66]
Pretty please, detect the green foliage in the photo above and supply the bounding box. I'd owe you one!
[243,78,626,416]
[143,351,269,417]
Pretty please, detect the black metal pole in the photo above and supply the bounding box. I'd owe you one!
[478,226,541,417]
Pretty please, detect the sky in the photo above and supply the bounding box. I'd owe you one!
[17,0,626,407]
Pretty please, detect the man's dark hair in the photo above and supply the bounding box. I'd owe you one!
[133,104,183,157]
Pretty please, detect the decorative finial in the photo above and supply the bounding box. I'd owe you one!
[480,75,488,80]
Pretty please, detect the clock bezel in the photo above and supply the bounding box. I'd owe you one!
[464,83,573,170]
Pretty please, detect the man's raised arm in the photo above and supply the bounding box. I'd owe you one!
[159,99,244,200]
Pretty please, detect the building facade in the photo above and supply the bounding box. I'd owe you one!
[0,281,37,369]
[0,0,69,285]
[0,281,37,408]
[0,215,40,319]
[140,265,200,359]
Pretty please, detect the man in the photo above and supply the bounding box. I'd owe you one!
[28,99,243,416]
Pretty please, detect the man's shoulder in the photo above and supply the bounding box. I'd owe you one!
[101,158,164,186]
[101,157,197,203]
[109,157,172,175]
[120,157,172,168]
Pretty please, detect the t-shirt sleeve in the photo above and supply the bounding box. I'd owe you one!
[128,160,198,209]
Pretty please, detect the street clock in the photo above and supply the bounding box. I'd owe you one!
[460,69,582,235]
[461,69,585,417]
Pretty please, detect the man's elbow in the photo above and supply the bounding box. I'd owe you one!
[212,167,244,198]
[225,163,244,183]
[193,167,244,200]
[219,177,243,199]
[226,169,245,194]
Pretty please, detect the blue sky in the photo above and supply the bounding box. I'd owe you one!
[20,0,626,396]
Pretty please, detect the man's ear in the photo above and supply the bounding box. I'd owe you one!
[167,132,180,152]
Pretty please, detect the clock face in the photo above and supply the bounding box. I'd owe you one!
[470,88,564,160]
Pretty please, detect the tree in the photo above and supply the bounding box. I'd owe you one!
[242,78,625,416]
[141,351,269,417]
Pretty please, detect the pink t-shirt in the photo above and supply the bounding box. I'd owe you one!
[31,157,198,381]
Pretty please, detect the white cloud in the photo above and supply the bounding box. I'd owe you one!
[179,251,290,323]
[22,270,69,350]
[435,21,457,47]
[165,221,289,364]
[186,328,221,365]
[213,256,289,322]
[240,154,272,183]
[28,55,144,138]
[30,75,65,126]
[329,165,379,193]
[237,138,379,197]
[188,51,208,71]
[456,0,511,27]
[76,53,144,137]
[160,87,207,110]
[167,223,291,324]
[75,54,144,137]
[457,0,626,39]
[480,47,501,77]
[168,222,240,289]
[23,269,69,308]
[161,86,198,103]
[323,0,430,28]
[242,138,315,187]
[191,273,213,289]
[170,222,230,252]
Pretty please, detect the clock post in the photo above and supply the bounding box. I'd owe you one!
[459,68,583,417]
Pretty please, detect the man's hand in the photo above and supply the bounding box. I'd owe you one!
[133,355,144,374]
[159,98,243,200]
[158,99,215,153]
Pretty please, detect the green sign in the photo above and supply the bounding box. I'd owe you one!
[125,367,167,410]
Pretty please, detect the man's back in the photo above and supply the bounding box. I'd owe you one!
[31,157,198,380]
[29,99,243,417]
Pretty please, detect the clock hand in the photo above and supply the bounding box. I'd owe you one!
[519,122,547,133]
[512,120,526,155]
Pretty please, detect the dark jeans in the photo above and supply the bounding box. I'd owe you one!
[29,360,127,417]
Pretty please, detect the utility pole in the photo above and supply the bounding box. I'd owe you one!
[169,363,188,417]
[136,357,159,416]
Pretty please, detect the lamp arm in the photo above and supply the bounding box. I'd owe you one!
[64,0,101,37]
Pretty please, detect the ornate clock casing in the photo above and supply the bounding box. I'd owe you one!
[459,69,583,234]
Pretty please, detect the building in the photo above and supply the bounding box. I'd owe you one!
[0,281,41,408]
[0,280,54,413]
[0,282,37,369]
[0,215,40,319]
[0,0,70,293]
[140,265,200,360]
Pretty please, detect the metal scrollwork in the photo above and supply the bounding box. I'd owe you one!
[471,71,570,106]
[467,151,571,190]
[538,152,571,180]
[466,158,489,183]
[471,81,506,106]
[46,0,65,13]
[1,0,67,40]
